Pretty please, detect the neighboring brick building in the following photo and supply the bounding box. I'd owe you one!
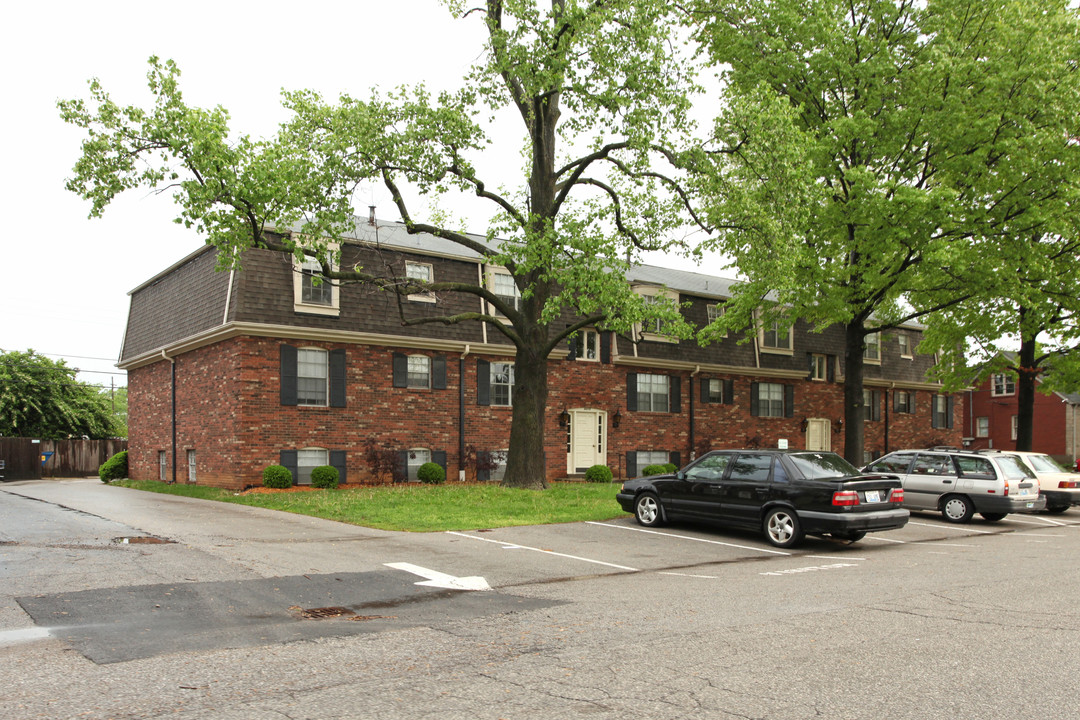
[119,219,962,489]
[963,366,1080,466]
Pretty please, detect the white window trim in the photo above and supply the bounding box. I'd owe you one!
[578,329,601,362]
[490,361,514,407]
[485,266,521,317]
[898,334,913,359]
[292,241,340,316]
[187,449,196,483]
[706,303,728,338]
[297,447,329,485]
[406,354,431,389]
[976,416,989,438]
[637,373,671,413]
[405,261,436,303]
[810,353,827,381]
[407,447,432,482]
[863,332,882,365]
[1010,415,1018,441]
[297,347,329,407]
[635,286,679,344]
[758,381,785,418]
[991,373,1016,397]
[755,308,794,356]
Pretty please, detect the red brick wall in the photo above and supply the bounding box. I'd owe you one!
[127,336,962,489]
[965,378,1066,456]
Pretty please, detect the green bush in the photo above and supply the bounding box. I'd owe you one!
[417,462,446,484]
[311,465,339,489]
[98,450,128,483]
[262,465,293,489]
[584,464,613,483]
[642,464,671,477]
[663,463,678,473]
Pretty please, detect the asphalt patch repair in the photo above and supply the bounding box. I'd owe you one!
[17,571,561,664]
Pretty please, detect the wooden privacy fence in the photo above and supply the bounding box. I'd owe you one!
[0,438,127,481]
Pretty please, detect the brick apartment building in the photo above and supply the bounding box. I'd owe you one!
[118,219,962,489]
[963,366,1080,465]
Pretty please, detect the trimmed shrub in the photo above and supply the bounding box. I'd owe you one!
[663,463,678,473]
[642,464,670,477]
[310,465,339,489]
[417,462,446,484]
[98,450,128,483]
[262,465,293,489]
[584,464,613,483]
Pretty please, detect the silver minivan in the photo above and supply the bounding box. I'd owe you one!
[864,449,1044,523]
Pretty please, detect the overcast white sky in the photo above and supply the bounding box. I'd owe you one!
[1,0,715,389]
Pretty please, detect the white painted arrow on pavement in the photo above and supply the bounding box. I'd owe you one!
[384,562,491,591]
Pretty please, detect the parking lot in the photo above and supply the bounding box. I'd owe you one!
[4,479,1080,720]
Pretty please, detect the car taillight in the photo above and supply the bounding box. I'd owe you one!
[1060,480,1080,489]
[889,488,904,503]
[1003,479,1010,497]
[832,490,860,506]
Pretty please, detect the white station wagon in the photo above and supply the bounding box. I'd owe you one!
[864,449,1044,523]
[989,451,1080,514]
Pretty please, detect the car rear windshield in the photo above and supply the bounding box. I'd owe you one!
[995,456,1036,480]
[789,453,860,479]
[1027,454,1068,473]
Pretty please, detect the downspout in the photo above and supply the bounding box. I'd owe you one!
[459,344,471,481]
[690,366,701,460]
[222,268,235,325]
[161,349,176,484]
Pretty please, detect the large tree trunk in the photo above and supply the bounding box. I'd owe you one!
[1014,334,1038,452]
[843,321,866,466]
[501,319,550,490]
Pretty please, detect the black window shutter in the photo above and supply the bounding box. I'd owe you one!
[477,451,490,482]
[932,397,941,428]
[827,355,836,383]
[893,390,902,413]
[701,378,711,404]
[723,379,734,405]
[909,390,916,414]
[806,353,815,381]
[397,450,409,482]
[433,450,448,476]
[477,358,490,406]
[432,356,447,390]
[946,396,955,429]
[280,345,298,406]
[279,450,298,483]
[626,373,638,412]
[392,353,408,388]
[626,451,637,478]
[329,450,347,484]
[670,376,681,414]
[871,390,881,421]
[329,349,346,407]
[750,382,760,417]
[669,451,681,469]
[600,332,612,364]
[567,336,578,361]
[784,384,795,418]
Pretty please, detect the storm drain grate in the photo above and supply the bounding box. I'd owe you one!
[113,536,173,545]
[288,606,396,621]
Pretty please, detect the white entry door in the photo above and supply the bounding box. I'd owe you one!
[568,409,607,474]
[806,418,832,452]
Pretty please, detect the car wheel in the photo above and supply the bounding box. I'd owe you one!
[941,495,975,523]
[763,507,804,548]
[831,531,866,543]
[1045,505,1069,515]
[634,493,664,527]
[980,512,1007,522]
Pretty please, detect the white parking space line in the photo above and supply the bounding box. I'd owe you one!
[586,521,791,555]
[446,531,640,571]
[1023,534,1064,538]
[0,627,50,646]
[1008,516,1065,526]
[805,555,866,561]
[658,572,719,579]
[865,536,906,543]
[907,521,994,534]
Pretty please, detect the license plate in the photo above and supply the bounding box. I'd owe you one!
[1026,501,1035,508]
[864,490,882,503]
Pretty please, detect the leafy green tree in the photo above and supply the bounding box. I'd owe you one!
[0,349,115,439]
[59,0,704,489]
[689,0,1080,463]
[103,385,128,438]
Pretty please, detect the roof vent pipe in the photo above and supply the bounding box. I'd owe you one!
[368,206,376,225]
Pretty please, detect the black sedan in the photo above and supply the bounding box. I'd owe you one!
[616,449,909,548]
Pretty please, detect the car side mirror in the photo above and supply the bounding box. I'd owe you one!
[675,471,686,480]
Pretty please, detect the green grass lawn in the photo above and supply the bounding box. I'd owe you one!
[112,479,630,532]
